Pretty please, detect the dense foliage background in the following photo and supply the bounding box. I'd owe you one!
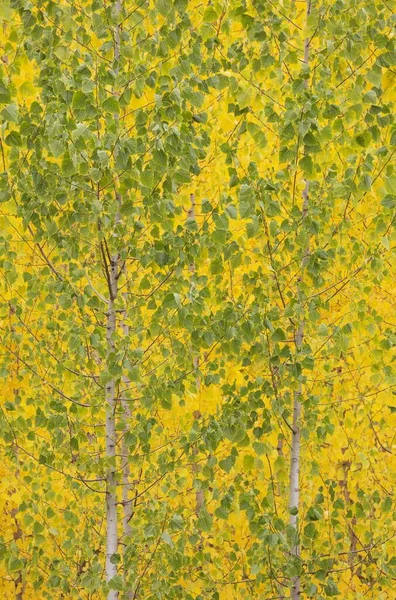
[0,0,395,598]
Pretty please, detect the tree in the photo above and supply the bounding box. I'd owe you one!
[0,1,395,599]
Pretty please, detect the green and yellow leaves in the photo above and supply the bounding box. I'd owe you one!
[0,1,395,599]
[238,183,256,218]
[1,103,18,123]
[0,82,11,104]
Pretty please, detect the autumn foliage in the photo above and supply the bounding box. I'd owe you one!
[0,1,395,599]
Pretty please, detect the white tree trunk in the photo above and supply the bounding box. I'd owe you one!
[121,291,133,599]
[106,289,119,599]
[289,332,303,600]
[289,3,311,599]
[106,2,122,598]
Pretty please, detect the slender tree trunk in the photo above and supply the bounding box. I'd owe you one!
[121,291,133,599]
[289,3,311,599]
[289,328,304,600]
[106,2,122,597]
[106,287,119,598]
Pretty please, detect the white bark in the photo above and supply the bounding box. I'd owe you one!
[289,3,311,599]
[106,2,122,598]
[121,291,133,600]
[106,281,119,599]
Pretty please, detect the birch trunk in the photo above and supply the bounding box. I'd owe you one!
[106,2,122,597]
[121,290,134,599]
[106,286,119,598]
[289,2,311,599]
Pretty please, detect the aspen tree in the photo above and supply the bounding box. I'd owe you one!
[104,2,122,596]
[0,2,394,599]
[288,2,311,598]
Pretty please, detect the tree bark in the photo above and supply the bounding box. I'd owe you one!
[106,2,122,597]
[289,3,311,599]
[106,286,119,599]
[121,290,134,599]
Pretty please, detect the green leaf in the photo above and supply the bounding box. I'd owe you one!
[49,140,65,158]
[0,189,11,203]
[303,131,320,148]
[161,531,174,547]
[299,155,314,176]
[120,200,135,216]
[203,6,219,22]
[0,83,11,104]
[1,103,19,122]
[72,91,88,109]
[382,497,392,513]
[62,154,76,176]
[214,506,229,519]
[304,522,316,539]
[163,293,181,309]
[381,195,395,209]
[219,455,235,472]
[251,564,262,575]
[197,508,213,532]
[355,132,371,147]
[243,454,254,472]
[5,131,22,146]
[385,176,396,195]
[157,0,173,16]
[306,583,318,597]
[239,184,255,218]
[102,96,119,113]
[324,580,340,596]
[108,575,124,591]
[272,328,286,342]
[8,557,24,573]
[307,507,322,521]
[53,46,69,61]
[152,149,168,168]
